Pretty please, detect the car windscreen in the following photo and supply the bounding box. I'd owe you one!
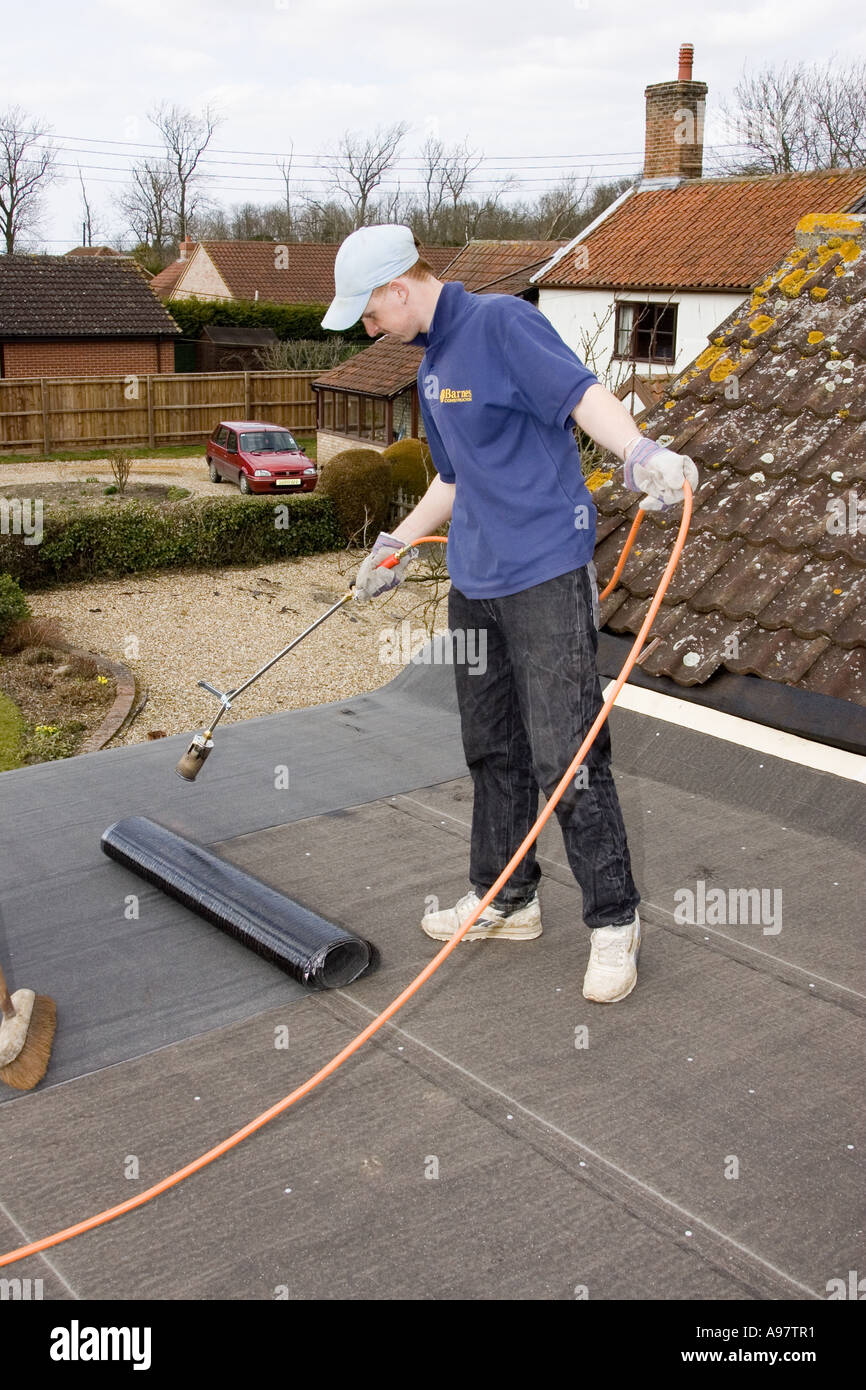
[239,431,299,453]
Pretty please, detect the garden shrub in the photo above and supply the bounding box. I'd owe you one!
[382,437,435,503]
[0,573,31,642]
[316,448,392,544]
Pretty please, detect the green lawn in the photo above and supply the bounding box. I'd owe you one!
[0,689,25,772]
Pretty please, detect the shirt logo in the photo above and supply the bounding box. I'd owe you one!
[439,387,473,403]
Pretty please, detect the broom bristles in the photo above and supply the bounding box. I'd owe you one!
[0,995,56,1091]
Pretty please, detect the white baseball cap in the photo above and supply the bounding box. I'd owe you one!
[321,224,420,330]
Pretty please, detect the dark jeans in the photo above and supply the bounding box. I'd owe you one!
[447,564,640,930]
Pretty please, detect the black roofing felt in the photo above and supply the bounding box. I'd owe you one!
[0,255,181,338]
[0,657,863,1300]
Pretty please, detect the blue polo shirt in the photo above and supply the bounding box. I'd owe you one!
[413,280,599,598]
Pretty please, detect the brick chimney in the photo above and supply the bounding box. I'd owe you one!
[179,239,196,261]
[643,43,708,181]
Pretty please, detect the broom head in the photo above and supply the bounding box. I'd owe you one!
[0,993,57,1091]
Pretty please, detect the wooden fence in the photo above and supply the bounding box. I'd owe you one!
[0,371,319,452]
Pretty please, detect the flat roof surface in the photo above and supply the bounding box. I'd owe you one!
[0,655,863,1300]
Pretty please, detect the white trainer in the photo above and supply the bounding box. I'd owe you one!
[582,913,641,1002]
[421,889,542,942]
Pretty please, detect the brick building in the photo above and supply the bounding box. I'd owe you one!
[0,255,180,378]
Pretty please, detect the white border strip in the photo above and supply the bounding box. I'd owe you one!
[603,680,866,784]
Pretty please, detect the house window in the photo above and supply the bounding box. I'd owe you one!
[320,390,388,442]
[614,302,677,363]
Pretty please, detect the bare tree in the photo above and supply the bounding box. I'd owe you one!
[719,58,866,173]
[296,194,354,242]
[328,121,408,228]
[0,106,58,253]
[806,58,866,168]
[78,166,95,246]
[116,159,176,251]
[441,137,481,208]
[535,174,592,239]
[415,135,480,237]
[150,101,222,240]
[276,146,293,239]
[418,135,449,238]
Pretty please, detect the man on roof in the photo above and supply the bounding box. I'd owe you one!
[322,224,697,1003]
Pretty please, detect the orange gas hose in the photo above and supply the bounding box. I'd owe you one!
[599,509,644,601]
[0,493,690,1269]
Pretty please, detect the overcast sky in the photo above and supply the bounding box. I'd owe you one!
[5,0,865,249]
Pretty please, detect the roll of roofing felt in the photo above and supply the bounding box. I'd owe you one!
[100,815,371,990]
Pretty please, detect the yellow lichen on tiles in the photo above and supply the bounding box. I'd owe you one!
[664,400,676,409]
[835,265,847,276]
[837,240,861,262]
[810,287,829,300]
[838,408,850,418]
[779,269,807,297]
[748,314,775,335]
[808,331,825,344]
[709,356,736,382]
[695,343,725,370]
[798,212,861,236]
[833,588,843,595]
[584,466,615,492]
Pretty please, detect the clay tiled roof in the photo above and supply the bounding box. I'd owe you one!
[423,246,461,276]
[195,241,341,303]
[150,259,189,297]
[161,242,456,305]
[440,240,567,295]
[537,169,866,291]
[313,337,423,397]
[590,212,866,707]
[0,254,181,337]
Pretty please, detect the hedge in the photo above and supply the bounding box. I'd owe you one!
[0,494,344,589]
[167,298,368,344]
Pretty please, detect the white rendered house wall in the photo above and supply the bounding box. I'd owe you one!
[538,287,745,393]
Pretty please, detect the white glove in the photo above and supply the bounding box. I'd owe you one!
[623,438,698,512]
[352,532,417,603]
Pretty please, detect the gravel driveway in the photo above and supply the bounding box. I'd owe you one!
[3,458,451,747]
[0,454,231,496]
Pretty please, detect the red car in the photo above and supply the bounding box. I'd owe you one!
[206,420,318,494]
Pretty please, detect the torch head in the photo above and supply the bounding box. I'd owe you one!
[174,733,214,782]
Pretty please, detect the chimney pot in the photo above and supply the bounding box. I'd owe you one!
[678,44,694,82]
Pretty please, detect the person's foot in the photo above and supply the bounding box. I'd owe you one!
[421,889,542,942]
[582,913,641,1002]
